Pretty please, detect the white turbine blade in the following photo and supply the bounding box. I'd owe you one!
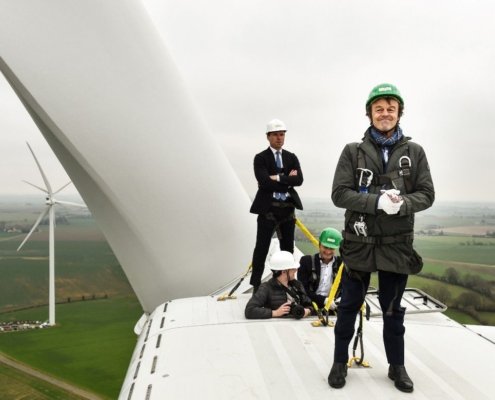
[26,142,53,194]
[53,181,72,195]
[17,206,51,251]
[22,179,49,194]
[54,200,86,208]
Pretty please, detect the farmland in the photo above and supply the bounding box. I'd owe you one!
[0,198,494,398]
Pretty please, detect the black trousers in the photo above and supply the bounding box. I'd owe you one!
[334,268,408,366]
[250,205,295,287]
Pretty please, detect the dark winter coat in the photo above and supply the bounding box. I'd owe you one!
[332,129,435,274]
[297,254,343,308]
[245,277,312,319]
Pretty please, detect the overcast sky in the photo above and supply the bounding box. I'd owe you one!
[1,0,495,204]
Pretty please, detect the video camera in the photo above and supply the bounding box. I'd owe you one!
[289,302,306,319]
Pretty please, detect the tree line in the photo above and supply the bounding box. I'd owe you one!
[421,267,495,325]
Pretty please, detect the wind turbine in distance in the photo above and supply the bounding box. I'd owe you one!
[17,142,86,326]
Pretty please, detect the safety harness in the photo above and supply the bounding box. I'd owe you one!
[350,141,414,244]
[356,142,413,194]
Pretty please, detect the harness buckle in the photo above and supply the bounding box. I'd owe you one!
[399,155,411,168]
[357,168,373,193]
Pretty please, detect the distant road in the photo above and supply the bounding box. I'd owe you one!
[0,352,102,400]
[423,257,495,268]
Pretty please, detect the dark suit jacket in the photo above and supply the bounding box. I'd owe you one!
[250,147,303,214]
[298,253,342,308]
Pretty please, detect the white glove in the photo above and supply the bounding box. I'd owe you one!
[378,189,403,215]
[324,298,338,311]
[382,189,402,203]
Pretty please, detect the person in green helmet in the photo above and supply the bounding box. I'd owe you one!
[297,227,343,309]
[328,83,435,393]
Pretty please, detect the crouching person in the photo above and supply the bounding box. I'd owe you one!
[298,227,343,310]
[245,250,313,319]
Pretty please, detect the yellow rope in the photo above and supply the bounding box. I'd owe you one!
[324,262,344,312]
[217,263,252,301]
[295,218,319,248]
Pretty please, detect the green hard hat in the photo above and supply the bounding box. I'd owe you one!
[366,83,404,107]
[319,228,342,249]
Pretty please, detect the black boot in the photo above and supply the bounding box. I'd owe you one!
[388,365,414,393]
[328,362,347,388]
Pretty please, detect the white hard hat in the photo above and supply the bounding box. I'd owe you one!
[269,251,298,271]
[266,119,287,134]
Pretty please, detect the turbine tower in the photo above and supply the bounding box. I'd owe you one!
[17,142,85,326]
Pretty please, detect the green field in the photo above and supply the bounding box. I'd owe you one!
[0,362,88,400]
[0,297,142,399]
[1,201,495,398]
[414,235,495,266]
[0,212,141,398]
[0,223,133,311]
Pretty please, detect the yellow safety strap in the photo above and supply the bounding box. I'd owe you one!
[324,262,344,312]
[295,218,319,248]
[217,263,252,301]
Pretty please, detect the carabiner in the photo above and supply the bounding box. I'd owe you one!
[357,168,373,188]
[399,156,411,168]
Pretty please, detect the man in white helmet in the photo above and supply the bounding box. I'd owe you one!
[249,119,304,293]
[245,251,312,319]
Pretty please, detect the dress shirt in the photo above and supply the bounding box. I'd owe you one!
[316,257,335,296]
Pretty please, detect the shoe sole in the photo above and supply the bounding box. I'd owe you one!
[329,381,346,389]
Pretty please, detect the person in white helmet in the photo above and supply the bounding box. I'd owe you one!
[249,119,304,294]
[245,251,312,319]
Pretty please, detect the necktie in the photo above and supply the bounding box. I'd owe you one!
[275,151,282,169]
[275,151,286,201]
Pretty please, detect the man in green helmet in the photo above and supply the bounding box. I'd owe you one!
[328,83,435,393]
[297,227,343,309]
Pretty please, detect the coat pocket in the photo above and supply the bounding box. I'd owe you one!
[376,243,423,275]
[341,239,375,272]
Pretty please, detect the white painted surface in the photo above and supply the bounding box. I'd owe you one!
[120,295,495,399]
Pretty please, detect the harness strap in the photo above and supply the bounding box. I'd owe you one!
[310,254,318,292]
[356,143,365,169]
[356,141,413,194]
[279,281,303,305]
[344,231,413,245]
[348,303,370,368]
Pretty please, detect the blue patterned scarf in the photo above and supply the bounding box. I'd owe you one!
[369,126,403,147]
[369,126,403,168]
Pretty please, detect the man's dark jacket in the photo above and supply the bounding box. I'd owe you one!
[250,148,303,214]
[298,254,342,308]
[332,129,435,275]
[245,278,312,319]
